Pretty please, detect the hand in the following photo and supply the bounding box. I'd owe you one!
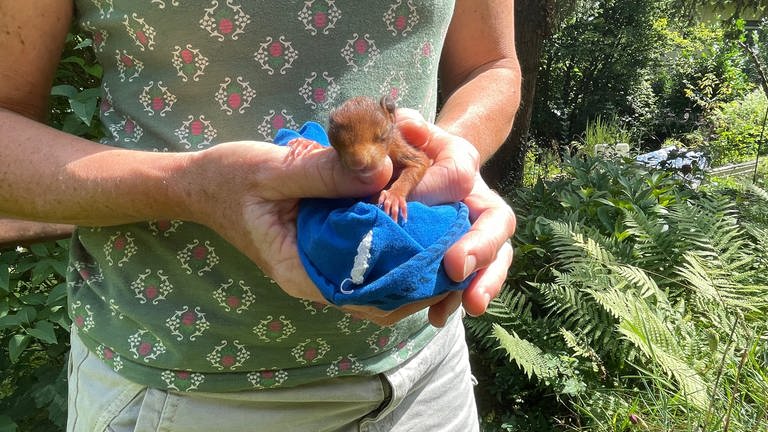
[182,141,455,326]
[182,140,391,304]
[394,109,517,327]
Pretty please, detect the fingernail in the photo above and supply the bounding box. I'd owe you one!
[462,255,477,280]
[483,292,491,309]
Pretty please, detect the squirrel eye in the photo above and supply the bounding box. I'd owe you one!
[377,124,393,141]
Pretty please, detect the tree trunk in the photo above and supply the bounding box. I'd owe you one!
[482,0,556,192]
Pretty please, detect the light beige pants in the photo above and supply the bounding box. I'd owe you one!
[66,313,479,432]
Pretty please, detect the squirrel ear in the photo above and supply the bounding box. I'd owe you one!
[379,95,397,117]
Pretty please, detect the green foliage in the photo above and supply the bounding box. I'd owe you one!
[647,19,754,147]
[0,243,71,431]
[0,27,100,432]
[532,0,666,144]
[468,153,768,430]
[48,31,104,140]
[584,116,631,155]
[709,89,768,164]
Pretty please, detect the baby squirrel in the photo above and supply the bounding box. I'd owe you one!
[288,96,430,222]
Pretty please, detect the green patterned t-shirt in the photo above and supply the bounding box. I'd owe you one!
[68,0,456,392]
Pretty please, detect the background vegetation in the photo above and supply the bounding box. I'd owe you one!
[1,2,768,431]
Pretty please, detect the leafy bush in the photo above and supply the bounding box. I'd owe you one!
[0,243,70,432]
[647,19,754,146]
[531,0,665,145]
[469,153,768,430]
[710,89,768,165]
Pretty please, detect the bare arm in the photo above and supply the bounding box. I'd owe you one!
[437,0,521,163]
[0,1,193,226]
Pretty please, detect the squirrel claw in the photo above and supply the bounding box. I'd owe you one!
[285,138,324,162]
[378,189,408,223]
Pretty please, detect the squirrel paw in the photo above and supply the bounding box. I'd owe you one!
[378,189,408,223]
[285,138,324,162]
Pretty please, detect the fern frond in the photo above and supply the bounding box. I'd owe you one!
[493,324,556,381]
[560,328,604,369]
[613,264,665,300]
[677,252,763,312]
[602,293,711,411]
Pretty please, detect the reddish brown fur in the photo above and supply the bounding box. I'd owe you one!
[328,96,430,221]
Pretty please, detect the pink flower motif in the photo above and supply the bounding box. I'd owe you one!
[269,41,283,57]
[145,285,158,299]
[226,296,241,308]
[79,269,91,280]
[100,99,112,113]
[156,220,171,231]
[152,97,164,111]
[114,237,126,250]
[180,49,194,64]
[192,245,207,260]
[272,115,285,130]
[314,11,328,28]
[304,347,317,361]
[182,311,196,326]
[221,355,235,367]
[135,30,148,46]
[354,39,368,54]
[389,87,399,100]
[218,18,233,35]
[377,336,389,347]
[190,120,204,136]
[138,342,152,356]
[177,371,190,380]
[395,15,407,30]
[228,93,242,109]
[313,87,326,103]
[124,119,135,134]
[103,348,114,360]
[422,42,432,57]
[262,371,274,379]
[120,54,133,67]
[339,358,351,371]
[268,321,282,332]
[75,316,85,328]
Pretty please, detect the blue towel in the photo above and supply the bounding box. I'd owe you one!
[275,122,473,310]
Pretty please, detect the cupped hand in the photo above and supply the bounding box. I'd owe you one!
[394,109,517,326]
[180,141,447,326]
[183,141,386,299]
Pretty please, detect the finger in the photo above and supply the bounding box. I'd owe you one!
[395,111,478,205]
[341,295,444,326]
[443,178,516,282]
[462,240,513,317]
[259,143,393,200]
[427,291,463,327]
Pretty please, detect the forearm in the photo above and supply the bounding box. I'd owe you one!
[0,108,192,226]
[435,58,521,164]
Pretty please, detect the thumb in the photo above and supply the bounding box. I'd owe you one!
[264,144,393,200]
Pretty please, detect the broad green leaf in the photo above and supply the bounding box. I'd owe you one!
[0,264,8,293]
[50,84,78,98]
[17,306,37,324]
[47,282,69,305]
[28,321,58,344]
[69,88,101,126]
[74,38,93,49]
[20,292,47,306]
[9,334,31,363]
[29,243,48,257]
[0,415,17,432]
[0,314,20,329]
